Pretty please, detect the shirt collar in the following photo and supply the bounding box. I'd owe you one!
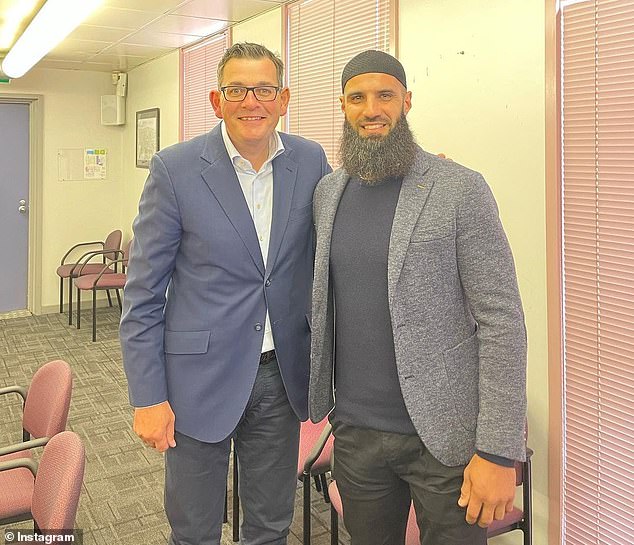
[220,121,285,169]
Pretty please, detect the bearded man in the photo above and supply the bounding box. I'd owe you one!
[308,50,527,545]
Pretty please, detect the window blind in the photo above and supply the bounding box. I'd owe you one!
[561,1,634,543]
[286,0,393,166]
[181,32,229,142]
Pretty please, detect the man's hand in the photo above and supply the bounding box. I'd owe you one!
[133,401,176,453]
[458,453,516,527]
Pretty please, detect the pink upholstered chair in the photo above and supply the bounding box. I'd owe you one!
[0,359,72,459]
[56,229,122,325]
[0,431,86,531]
[299,419,335,545]
[73,239,132,341]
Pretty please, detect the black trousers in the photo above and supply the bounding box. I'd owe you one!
[332,420,487,545]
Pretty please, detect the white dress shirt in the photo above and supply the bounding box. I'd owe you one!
[220,121,284,354]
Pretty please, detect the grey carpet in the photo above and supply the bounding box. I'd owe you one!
[0,308,348,545]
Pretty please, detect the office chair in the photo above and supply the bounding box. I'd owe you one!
[73,238,132,341]
[56,229,122,325]
[0,359,73,460]
[0,431,85,530]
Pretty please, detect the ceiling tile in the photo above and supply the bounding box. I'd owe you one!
[142,14,228,36]
[50,39,111,56]
[46,51,93,62]
[101,42,172,58]
[36,59,87,71]
[105,0,190,13]
[83,7,161,30]
[122,29,207,49]
[0,0,293,74]
[173,0,283,23]
[68,25,134,43]
[87,53,150,71]
[79,62,121,73]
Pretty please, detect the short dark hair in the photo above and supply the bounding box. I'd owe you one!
[217,42,284,87]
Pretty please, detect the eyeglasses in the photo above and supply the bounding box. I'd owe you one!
[220,86,280,102]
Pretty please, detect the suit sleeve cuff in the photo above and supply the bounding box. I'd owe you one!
[133,401,167,409]
[476,450,516,467]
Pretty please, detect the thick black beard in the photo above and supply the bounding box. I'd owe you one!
[338,114,418,184]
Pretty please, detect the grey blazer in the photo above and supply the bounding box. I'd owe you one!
[309,147,527,466]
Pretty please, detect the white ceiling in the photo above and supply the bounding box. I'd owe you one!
[0,0,289,74]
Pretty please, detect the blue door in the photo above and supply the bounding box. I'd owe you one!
[0,103,30,313]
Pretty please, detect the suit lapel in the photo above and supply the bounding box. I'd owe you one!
[387,151,433,304]
[265,149,298,274]
[200,127,265,275]
[313,170,349,325]
[316,171,349,264]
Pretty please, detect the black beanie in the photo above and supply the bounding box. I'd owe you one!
[341,50,407,92]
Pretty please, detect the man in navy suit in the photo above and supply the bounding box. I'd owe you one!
[120,42,329,545]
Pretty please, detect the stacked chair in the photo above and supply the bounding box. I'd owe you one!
[0,431,85,533]
[56,230,122,325]
[73,238,132,341]
[0,359,84,534]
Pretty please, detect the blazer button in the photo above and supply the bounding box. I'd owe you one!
[254,323,263,331]
[265,279,271,287]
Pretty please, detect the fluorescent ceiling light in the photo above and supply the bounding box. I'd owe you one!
[1,0,103,78]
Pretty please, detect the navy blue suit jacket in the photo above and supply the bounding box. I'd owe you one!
[120,125,330,442]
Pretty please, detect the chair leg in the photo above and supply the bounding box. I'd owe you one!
[523,459,532,545]
[115,289,122,311]
[321,473,331,503]
[106,289,113,307]
[232,448,239,542]
[223,485,228,523]
[59,277,64,313]
[303,473,311,545]
[92,288,97,342]
[330,505,339,545]
[68,278,73,325]
[314,475,322,492]
[76,288,81,329]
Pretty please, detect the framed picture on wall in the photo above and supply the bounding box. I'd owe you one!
[135,108,160,168]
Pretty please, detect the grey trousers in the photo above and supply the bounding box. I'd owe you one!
[332,420,487,545]
[165,359,301,545]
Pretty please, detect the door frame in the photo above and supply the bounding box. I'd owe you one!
[0,94,44,314]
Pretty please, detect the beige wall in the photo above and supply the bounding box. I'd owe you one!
[120,51,180,239]
[231,8,282,54]
[2,68,124,312]
[399,1,548,544]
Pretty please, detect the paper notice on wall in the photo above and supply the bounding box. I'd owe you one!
[84,148,107,179]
